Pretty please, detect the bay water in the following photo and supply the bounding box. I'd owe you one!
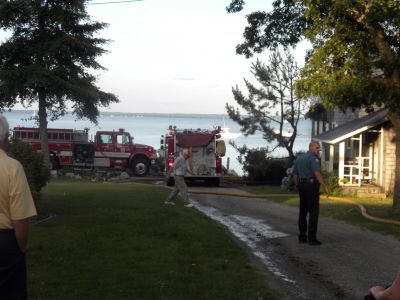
[3,110,312,175]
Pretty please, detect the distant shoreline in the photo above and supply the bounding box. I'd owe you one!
[6,109,230,119]
[5,110,308,120]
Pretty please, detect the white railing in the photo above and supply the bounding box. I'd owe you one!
[340,164,361,186]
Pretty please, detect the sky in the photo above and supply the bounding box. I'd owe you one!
[2,0,309,115]
[84,0,308,114]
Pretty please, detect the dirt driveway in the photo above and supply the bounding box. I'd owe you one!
[188,187,400,300]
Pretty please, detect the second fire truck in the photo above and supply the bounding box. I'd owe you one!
[161,126,226,186]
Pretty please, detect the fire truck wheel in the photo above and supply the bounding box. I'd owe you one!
[132,157,149,176]
[205,178,220,187]
[213,178,220,187]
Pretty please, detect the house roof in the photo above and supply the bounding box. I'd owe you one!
[313,108,389,144]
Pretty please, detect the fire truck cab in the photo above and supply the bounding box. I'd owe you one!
[91,129,155,175]
[161,126,226,186]
[12,127,156,176]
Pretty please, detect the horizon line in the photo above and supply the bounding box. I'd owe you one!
[4,109,230,116]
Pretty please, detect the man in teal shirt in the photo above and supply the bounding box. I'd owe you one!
[293,141,329,246]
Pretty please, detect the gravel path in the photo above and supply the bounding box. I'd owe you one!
[189,187,400,300]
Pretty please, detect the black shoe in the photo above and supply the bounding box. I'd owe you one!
[298,236,307,244]
[308,239,322,246]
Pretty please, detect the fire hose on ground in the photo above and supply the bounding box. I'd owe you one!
[160,184,400,226]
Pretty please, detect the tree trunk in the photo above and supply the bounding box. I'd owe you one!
[286,145,295,162]
[38,93,50,168]
[388,112,400,209]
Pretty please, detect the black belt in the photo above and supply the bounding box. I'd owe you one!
[299,178,314,183]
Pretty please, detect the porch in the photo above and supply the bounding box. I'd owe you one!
[341,184,387,199]
[314,109,391,192]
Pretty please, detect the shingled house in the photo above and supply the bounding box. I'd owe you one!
[310,106,395,196]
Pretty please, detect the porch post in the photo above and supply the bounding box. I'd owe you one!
[329,144,334,173]
[312,120,315,137]
[339,142,345,183]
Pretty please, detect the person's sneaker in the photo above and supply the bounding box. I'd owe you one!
[164,201,175,205]
[308,239,322,246]
[184,203,194,208]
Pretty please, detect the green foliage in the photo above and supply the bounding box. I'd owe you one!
[226,49,307,161]
[225,0,245,13]
[238,147,291,184]
[0,0,118,121]
[6,139,50,202]
[228,0,400,113]
[226,0,307,58]
[322,171,343,197]
[296,1,400,114]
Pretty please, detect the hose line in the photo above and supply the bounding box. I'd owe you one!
[180,187,400,226]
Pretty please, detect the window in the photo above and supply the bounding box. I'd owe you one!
[323,143,330,162]
[117,134,129,145]
[99,134,112,144]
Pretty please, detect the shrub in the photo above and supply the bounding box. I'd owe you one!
[322,171,343,196]
[238,148,291,184]
[6,139,50,203]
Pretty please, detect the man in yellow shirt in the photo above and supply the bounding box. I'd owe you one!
[0,115,37,300]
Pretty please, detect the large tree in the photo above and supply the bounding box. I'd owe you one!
[226,49,306,161]
[0,0,118,166]
[227,0,400,208]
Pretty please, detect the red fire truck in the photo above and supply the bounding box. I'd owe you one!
[12,127,156,176]
[161,126,226,186]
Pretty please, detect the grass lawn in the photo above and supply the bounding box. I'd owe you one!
[242,185,400,239]
[28,179,282,300]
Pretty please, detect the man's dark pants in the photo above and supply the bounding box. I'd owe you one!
[0,230,27,300]
[298,182,320,241]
